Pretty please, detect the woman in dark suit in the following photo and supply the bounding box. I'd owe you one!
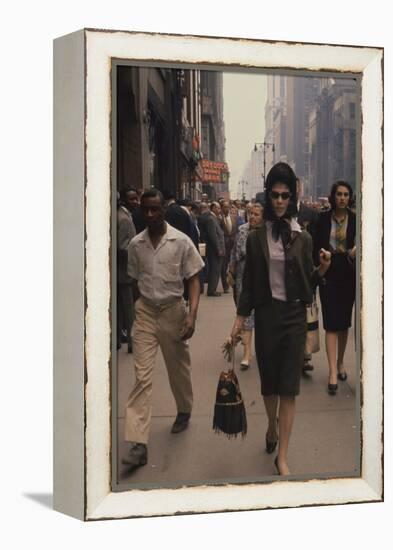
[231,163,331,476]
[313,181,356,395]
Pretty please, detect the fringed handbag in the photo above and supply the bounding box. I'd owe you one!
[212,341,247,438]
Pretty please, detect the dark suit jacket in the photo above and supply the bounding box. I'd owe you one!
[237,223,322,317]
[220,212,238,255]
[297,202,319,240]
[131,206,146,234]
[200,212,225,257]
[313,209,356,282]
[165,203,193,239]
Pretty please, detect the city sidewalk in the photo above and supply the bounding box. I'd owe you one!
[116,288,358,486]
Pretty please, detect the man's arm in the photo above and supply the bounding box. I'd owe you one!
[180,273,200,340]
[131,279,140,303]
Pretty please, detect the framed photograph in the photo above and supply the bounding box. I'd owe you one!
[53,28,383,521]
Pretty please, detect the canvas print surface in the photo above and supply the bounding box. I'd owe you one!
[113,63,360,489]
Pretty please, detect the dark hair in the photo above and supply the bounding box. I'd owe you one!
[328,180,353,208]
[177,198,192,207]
[140,188,165,205]
[120,186,137,201]
[162,189,176,201]
[263,162,298,220]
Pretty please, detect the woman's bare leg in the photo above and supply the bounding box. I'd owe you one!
[263,395,279,441]
[241,329,252,364]
[337,329,349,373]
[277,396,296,475]
[325,331,338,384]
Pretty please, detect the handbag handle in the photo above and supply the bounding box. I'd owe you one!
[222,339,238,371]
[229,342,236,372]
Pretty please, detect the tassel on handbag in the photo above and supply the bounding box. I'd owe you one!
[213,340,247,438]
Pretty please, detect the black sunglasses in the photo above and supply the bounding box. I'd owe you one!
[269,191,291,200]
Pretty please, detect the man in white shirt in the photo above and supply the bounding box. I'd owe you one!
[123,189,204,470]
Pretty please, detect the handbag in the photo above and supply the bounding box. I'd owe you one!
[198,242,206,257]
[213,342,247,438]
[305,295,320,355]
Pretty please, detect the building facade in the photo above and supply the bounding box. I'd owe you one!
[200,71,227,200]
[264,74,357,201]
[116,65,203,199]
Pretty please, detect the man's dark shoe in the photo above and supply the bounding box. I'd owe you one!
[207,291,221,297]
[122,442,148,468]
[171,412,191,434]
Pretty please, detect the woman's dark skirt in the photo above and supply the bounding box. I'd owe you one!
[319,279,355,331]
[318,253,356,332]
[254,299,307,396]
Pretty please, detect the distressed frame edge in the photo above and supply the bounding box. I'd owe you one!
[83,30,383,521]
[53,28,86,521]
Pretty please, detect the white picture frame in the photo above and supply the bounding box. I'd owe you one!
[53,28,383,521]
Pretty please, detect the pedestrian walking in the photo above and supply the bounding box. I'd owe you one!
[220,200,238,294]
[163,190,194,239]
[228,203,263,370]
[202,201,225,297]
[313,181,356,395]
[197,202,211,294]
[122,189,204,470]
[117,192,136,353]
[231,162,331,475]
[296,178,319,373]
[122,186,146,234]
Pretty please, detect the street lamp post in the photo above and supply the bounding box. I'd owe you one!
[254,141,275,189]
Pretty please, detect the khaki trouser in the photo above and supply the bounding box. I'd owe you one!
[124,297,193,444]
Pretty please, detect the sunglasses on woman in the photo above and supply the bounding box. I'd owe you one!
[269,191,291,200]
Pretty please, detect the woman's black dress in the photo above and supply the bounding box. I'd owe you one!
[314,210,356,332]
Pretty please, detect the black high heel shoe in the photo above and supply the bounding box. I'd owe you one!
[265,418,278,454]
[328,383,338,395]
[338,371,347,381]
[274,456,281,475]
[265,433,278,454]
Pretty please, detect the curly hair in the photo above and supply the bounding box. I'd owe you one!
[328,180,354,208]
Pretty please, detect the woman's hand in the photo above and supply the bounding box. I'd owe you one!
[227,271,236,288]
[230,316,246,345]
[318,248,332,276]
[348,246,356,260]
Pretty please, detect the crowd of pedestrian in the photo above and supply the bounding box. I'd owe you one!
[116,163,357,477]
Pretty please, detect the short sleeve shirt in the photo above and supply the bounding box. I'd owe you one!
[127,222,205,304]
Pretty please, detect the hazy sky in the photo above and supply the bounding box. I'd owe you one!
[223,72,267,195]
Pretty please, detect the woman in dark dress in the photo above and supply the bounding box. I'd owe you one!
[313,181,356,395]
[231,163,331,475]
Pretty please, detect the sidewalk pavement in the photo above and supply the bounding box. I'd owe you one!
[116,288,358,486]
